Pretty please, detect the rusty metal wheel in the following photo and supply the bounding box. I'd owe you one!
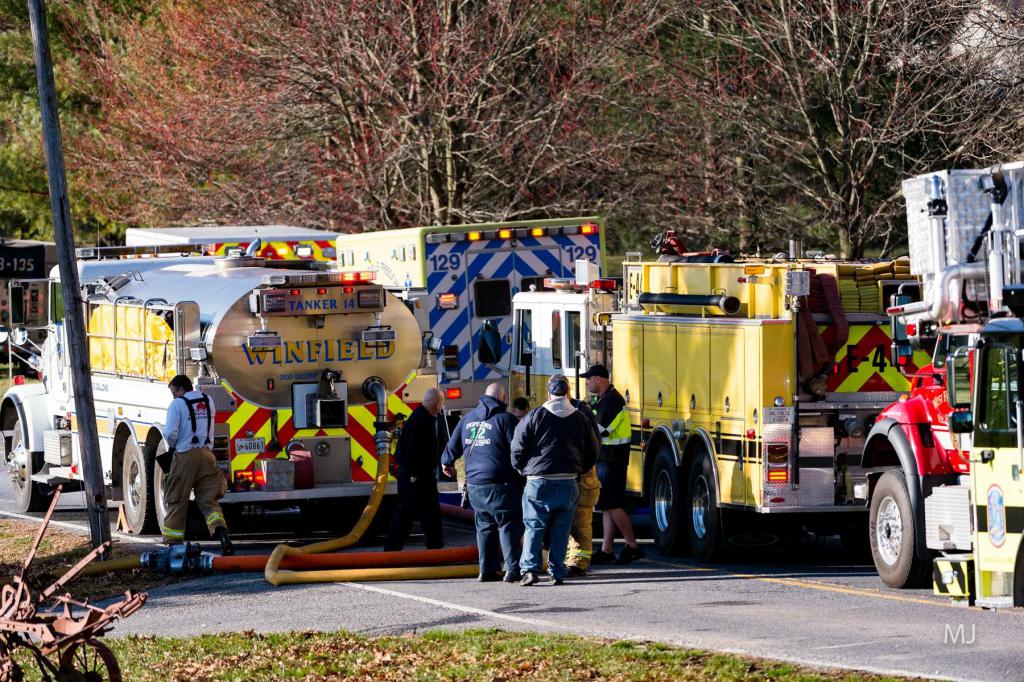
[58,639,121,682]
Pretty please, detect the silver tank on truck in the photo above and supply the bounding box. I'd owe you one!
[77,255,420,406]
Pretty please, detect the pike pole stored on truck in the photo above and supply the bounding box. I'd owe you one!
[879,162,1024,606]
[0,243,432,535]
[336,217,605,415]
[510,246,930,559]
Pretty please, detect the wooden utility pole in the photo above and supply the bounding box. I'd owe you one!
[26,0,111,554]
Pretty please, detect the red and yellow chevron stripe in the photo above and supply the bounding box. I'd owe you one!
[207,240,336,261]
[220,385,414,483]
[820,324,932,393]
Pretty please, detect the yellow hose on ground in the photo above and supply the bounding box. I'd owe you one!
[78,555,142,576]
[264,448,391,586]
[268,563,479,584]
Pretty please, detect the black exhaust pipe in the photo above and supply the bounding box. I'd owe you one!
[637,292,741,315]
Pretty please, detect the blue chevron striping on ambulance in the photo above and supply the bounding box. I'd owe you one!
[336,217,605,414]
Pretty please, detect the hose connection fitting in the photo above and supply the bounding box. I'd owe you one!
[139,542,214,575]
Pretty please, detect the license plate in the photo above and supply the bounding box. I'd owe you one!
[234,437,266,454]
[762,407,794,425]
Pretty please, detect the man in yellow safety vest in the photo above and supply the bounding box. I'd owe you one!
[583,364,645,565]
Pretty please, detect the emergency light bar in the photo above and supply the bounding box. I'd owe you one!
[76,244,206,260]
[262,270,376,286]
[424,223,600,244]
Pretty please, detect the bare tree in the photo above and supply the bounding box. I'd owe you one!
[71,0,682,246]
[666,0,1024,257]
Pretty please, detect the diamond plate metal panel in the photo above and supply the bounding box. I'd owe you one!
[796,426,835,506]
[925,485,973,551]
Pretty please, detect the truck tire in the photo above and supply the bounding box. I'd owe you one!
[8,418,50,512]
[152,440,171,532]
[869,470,929,588]
[121,437,159,535]
[686,449,722,561]
[649,445,687,555]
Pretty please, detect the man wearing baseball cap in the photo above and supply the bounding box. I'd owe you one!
[581,363,645,565]
[510,373,600,586]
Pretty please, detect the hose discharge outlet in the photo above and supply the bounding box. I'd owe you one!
[263,376,477,586]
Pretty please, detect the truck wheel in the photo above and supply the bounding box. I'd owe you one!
[649,445,686,555]
[8,419,50,512]
[686,450,722,561]
[869,470,929,588]
[152,441,171,532]
[121,437,159,535]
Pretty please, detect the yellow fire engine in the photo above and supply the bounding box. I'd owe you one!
[511,253,929,559]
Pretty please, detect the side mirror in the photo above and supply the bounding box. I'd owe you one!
[949,410,974,434]
[946,349,972,409]
[10,327,29,347]
[478,320,502,365]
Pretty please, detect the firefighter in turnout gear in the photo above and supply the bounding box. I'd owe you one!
[584,364,644,565]
[566,389,601,577]
[163,374,233,555]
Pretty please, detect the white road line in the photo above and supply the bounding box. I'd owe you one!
[341,582,566,630]
[811,639,891,651]
[0,508,162,545]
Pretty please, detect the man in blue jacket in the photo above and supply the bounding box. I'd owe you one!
[442,383,524,583]
[511,375,600,586]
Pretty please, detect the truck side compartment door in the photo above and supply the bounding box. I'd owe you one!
[710,327,748,505]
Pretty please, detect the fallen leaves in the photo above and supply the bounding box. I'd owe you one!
[104,628,907,682]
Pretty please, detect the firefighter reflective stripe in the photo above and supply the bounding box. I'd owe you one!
[205,512,225,527]
[602,408,631,445]
[162,526,184,539]
[933,557,973,597]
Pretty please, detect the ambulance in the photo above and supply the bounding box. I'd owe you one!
[336,217,605,413]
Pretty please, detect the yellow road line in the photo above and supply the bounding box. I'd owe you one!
[640,557,961,609]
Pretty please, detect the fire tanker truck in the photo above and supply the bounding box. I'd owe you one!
[0,244,425,535]
[875,162,1024,606]
[510,246,930,560]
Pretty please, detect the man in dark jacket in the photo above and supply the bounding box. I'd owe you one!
[511,374,600,586]
[441,383,523,583]
[384,388,445,551]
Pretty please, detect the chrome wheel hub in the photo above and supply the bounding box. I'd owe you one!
[692,475,710,539]
[654,469,673,532]
[875,496,903,566]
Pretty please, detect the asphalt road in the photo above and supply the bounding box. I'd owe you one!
[2,478,1022,682]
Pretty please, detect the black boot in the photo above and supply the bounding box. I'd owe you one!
[214,527,234,556]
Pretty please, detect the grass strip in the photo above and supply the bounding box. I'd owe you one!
[33,629,926,682]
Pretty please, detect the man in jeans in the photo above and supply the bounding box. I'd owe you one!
[511,375,600,586]
[441,383,523,583]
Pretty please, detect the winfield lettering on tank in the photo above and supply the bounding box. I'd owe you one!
[240,339,396,365]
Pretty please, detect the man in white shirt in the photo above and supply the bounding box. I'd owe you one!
[163,374,233,555]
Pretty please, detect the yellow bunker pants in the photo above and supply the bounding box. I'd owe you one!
[162,446,228,543]
[567,466,601,570]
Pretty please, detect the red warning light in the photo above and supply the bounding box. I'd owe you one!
[580,223,597,235]
[445,388,462,400]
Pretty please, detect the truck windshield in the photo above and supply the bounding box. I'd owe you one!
[978,342,1019,439]
[932,333,969,370]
